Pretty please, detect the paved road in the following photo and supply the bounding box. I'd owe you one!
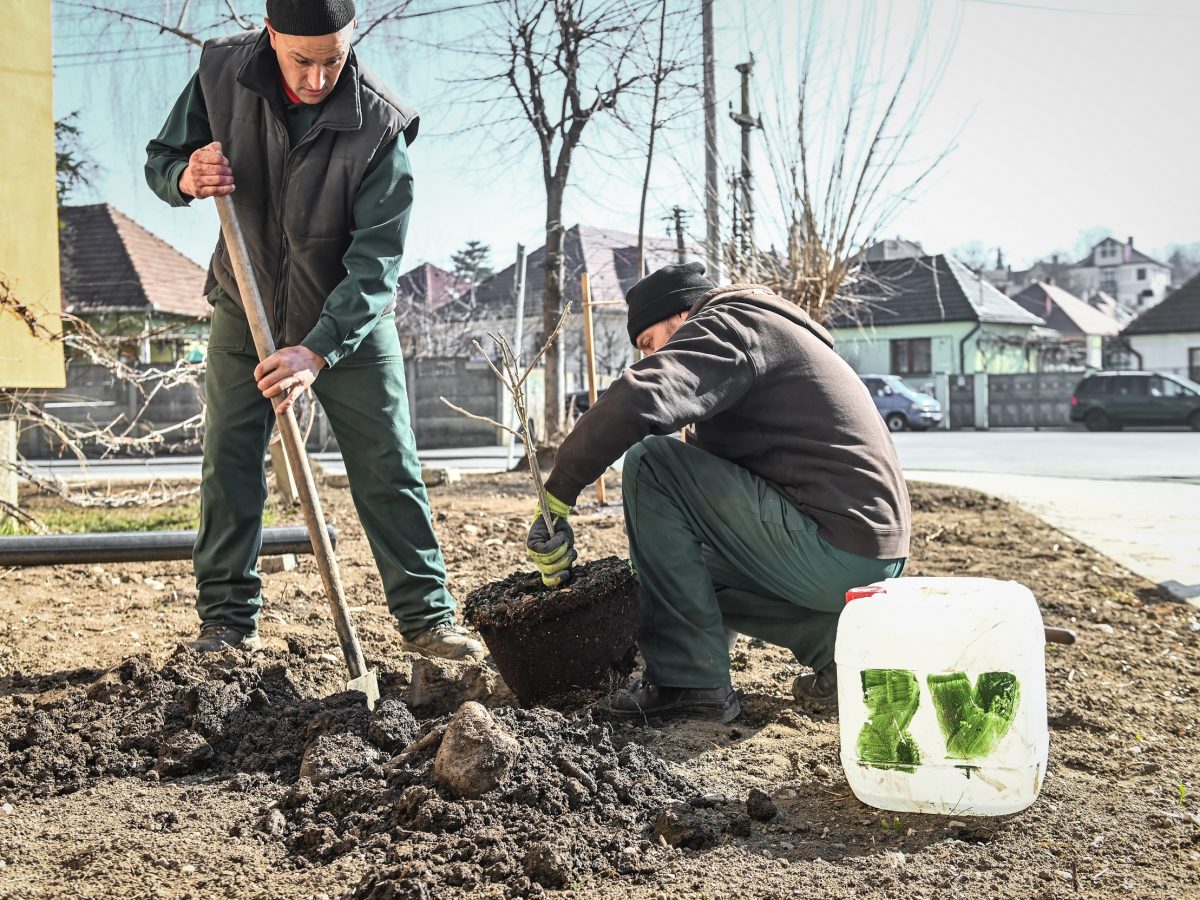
[892,430,1199,481]
[22,431,1199,601]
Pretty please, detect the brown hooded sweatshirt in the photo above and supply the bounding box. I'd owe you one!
[544,284,911,559]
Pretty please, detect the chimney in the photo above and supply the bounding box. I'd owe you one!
[1127,235,1134,248]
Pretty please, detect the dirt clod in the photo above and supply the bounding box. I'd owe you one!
[432,701,520,799]
[746,787,778,821]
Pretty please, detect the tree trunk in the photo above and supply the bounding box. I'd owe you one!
[542,180,567,441]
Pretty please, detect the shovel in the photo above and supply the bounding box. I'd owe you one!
[215,195,379,710]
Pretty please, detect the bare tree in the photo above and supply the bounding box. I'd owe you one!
[473,0,662,438]
[950,240,995,273]
[732,1,961,323]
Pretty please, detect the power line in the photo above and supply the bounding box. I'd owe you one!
[963,0,1200,18]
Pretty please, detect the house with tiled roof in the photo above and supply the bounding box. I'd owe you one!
[471,224,695,384]
[1011,281,1121,369]
[59,203,208,362]
[1122,273,1200,383]
[829,254,1047,380]
[1067,235,1171,314]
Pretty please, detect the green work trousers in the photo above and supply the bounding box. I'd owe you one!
[194,292,455,637]
[623,435,906,688]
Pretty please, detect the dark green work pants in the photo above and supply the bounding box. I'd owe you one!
[194,293,455,637]
[623,435,905,688]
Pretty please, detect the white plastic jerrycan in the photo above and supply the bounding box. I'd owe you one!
[835,577,1049,816]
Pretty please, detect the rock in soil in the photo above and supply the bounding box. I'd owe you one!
[432,701,519,799]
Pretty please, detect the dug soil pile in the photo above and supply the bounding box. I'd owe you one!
[0,645,722,896]
[0,475,1196,898]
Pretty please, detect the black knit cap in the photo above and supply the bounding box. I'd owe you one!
[266,0,356,35]
[625,261,715,346]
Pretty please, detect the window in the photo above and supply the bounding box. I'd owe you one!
[1151,376,1196,398]
[1111,375,1149,397]
[891,338,932,376]
[1190,348,1200,383]
[1137,268,1147,281]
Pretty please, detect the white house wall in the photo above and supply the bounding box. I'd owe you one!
[1126,332,1200,380]
[1068,264,1171,312]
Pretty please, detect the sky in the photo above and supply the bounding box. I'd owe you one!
[50,0,1200,277]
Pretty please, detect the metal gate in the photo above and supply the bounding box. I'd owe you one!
[987,372,1079,428]
[948,375,974,429]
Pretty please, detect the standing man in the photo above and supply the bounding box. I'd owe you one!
[527,263,910,722]
[146,0,483,661]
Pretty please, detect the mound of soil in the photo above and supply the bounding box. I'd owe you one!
[465,556,638,706]
[0,643,716,896]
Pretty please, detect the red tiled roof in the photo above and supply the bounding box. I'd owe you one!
[396,262,469,312]
[59,204,209,318]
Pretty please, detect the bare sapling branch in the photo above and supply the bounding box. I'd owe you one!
[440,304,573,531]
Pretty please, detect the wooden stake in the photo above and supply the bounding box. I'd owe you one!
[580,273,606,505]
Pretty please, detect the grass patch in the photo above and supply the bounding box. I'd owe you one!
[2,500,282,535]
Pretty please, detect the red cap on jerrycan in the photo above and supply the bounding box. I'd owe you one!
[844,585,885,604]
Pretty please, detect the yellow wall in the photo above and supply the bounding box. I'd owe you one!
[0,1,65,389]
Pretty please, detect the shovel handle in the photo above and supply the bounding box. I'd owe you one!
[214,195,369,681]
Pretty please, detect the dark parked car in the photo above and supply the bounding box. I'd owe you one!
[1070,371,1200,431]
[859,374,943,432]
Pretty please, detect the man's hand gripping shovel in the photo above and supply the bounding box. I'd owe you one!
[214,195,379,709]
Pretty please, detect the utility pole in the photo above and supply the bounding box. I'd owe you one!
[702,0,720,282]
[667,206,688,263]
[729,57,762,270]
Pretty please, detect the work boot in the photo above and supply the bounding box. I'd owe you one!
[792,662,838,710]
[187,623,262,653]
[401,619,486,662]
[602,677,741,724]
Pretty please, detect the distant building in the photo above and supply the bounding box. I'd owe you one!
[1067,236,1171,313]
[861,238,925,263]
[472,224,693,383]
[1122,272,1200,382]
[829,254,1047,382]
[1011,282,1121,369]
[58,203,209,362]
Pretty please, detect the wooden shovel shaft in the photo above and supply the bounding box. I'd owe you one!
[215,195,368,681]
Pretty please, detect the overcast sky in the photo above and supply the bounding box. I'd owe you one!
[52,0,1200,276]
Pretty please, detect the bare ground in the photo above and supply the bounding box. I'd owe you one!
[0,472,1196,899]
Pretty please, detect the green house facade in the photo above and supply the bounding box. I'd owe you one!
[830,254,1047,381]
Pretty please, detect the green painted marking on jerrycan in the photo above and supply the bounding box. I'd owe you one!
[836,578,1048,816]
[855,669,1022,770]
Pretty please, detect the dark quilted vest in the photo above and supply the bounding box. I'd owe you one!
[198,30,418,347]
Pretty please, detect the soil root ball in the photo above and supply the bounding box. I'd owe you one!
[432,701,520,799]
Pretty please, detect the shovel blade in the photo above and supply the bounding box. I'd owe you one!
[347,668,380,710]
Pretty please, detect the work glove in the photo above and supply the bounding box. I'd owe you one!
[526,491,576,588]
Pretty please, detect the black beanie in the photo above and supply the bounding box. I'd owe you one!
[625,261,715,346]
[266,0,356,35]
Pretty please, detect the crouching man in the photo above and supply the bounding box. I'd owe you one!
[526,263,910,723]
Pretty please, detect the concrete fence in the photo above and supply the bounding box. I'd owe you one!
[14,357,508,459]
[928,371,1084,430]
